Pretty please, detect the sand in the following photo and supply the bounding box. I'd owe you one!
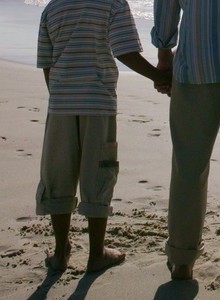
[0,60,220,299]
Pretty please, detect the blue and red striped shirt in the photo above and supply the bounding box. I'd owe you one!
[37,0,142,115]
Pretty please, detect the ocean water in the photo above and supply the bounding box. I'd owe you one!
[0,0,156,68]
[24,0,154,20]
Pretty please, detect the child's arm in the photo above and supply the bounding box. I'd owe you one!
[117,52,172,84]
[43,68,50,91]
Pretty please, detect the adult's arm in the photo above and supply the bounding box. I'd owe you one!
[151,0,181,50]
[151,0,181,95]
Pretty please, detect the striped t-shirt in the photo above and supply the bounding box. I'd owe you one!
[37,0,142,115]
[151,0,220,84]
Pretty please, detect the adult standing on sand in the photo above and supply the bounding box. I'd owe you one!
[151,0,220,280]
[36,0,171,273]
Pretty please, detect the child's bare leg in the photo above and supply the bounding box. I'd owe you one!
[47,213,72,271]
[87,217,125,272]
[171,264,194,280]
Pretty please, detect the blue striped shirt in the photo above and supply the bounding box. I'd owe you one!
[37,0,142,115]
[151,0,220,84]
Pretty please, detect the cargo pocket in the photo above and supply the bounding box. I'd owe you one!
[96,142,119,202]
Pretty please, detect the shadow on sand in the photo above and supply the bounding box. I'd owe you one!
[67,269,107,300]
[154,279,199,300]
[27,265,107,300]
[27,267,64,300]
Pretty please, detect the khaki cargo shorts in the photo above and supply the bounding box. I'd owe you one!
[36,114,119,218]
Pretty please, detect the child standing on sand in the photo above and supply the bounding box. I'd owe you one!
[36,0,171,272]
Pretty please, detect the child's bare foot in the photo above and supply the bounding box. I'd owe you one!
[87,247,125,272]
[46,241,71,272]
[171,264,194,280]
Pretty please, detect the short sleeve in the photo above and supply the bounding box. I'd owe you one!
[109,0,143,57]
[37,11,53,68]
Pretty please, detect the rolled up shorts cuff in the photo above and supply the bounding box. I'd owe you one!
[36,196,78,215]
[78,202,113,218]
[165,241,204,265]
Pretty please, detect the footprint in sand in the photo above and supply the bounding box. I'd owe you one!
[17,106,40,113]
[133,120,148,123]
[206,210,217,216]
[1,249,25,258]
[18,153,33,157]
[16,216,36,222]
[138,180,148,184]
[153,185,163,191]
[130,119,152,124]
[112,198,122,202]
[129,115,153,123]
[28,107,40,112]
[148,129,161,137]
[16,149,32,157]
[152,129,161,132]
[149,133,161,137]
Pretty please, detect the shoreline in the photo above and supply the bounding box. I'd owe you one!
[0,1,156,68]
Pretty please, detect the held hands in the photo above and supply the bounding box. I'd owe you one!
[154,49,174,97]
[154,67,172,97]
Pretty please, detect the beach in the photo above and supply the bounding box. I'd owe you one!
[0,0,156,67]
[1,0,220,299]
[1,60,220,299]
